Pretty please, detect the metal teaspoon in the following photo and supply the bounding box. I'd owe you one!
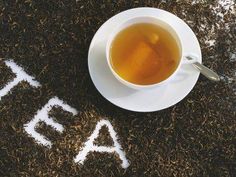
[185,56,220,82]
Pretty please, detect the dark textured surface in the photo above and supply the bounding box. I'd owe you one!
[0,0,236,176]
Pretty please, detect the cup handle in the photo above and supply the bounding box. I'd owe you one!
[182,53,199,64]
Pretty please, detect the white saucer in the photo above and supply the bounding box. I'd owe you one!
[88,7,201,112]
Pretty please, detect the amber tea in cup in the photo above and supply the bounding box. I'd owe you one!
[109,23,181,85]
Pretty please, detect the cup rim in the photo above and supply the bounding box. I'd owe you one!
[106,16,183,89]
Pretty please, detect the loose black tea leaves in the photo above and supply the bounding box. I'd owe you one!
[0,59,130,169]
[0,0,235,176]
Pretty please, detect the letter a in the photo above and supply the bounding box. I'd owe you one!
[0,60,41,100]
[74,119,130,169]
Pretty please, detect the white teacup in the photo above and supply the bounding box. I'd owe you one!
[106,16,197,90]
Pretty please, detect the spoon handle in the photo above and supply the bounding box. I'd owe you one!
[192,62,220,81]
